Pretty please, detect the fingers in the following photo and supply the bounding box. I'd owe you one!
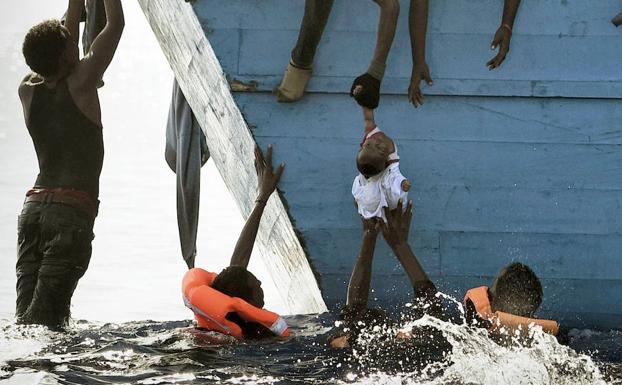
[353,85,363,97]
[487,52,506,70]
[404,200,414,228]
[266,144,273,170]
[490,34,502,50]
[254,145,264,175]
[424,68,433,86]
[274,163,285,182]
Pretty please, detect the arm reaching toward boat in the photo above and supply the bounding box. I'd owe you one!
[77,0,124,87]
[346,217,380,310]
[229,145,285,268]
[64,0,84,59]
[487,0,521,70]
[408,0,432,108]
[381,201,443,317]
[350,0,400,109]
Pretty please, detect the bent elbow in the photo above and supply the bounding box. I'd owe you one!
[375,0,400,14]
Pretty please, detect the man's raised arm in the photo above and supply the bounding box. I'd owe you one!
[381,201,442,316]
[487,0,521,70]
[346,218,380,309]
[64,1,85,48]
[350,0,399,109]
[229,145,285,268]
[79,0,124,86]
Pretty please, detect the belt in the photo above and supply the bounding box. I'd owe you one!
[25,188,99,218]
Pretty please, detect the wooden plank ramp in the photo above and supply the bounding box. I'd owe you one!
[137,0,327,315]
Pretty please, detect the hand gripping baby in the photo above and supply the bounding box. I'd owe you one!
[352,107,411,222]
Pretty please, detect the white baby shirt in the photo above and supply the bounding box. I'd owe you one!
[352,162,408,222]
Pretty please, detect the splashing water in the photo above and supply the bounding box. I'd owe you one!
[0,307,619,385]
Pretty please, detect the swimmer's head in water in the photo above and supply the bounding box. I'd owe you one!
[212,266,264,308]
[357,136,391,178]
[490,262,543,318]
[23,19,76,78]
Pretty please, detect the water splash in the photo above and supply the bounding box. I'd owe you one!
[0,314,619,385]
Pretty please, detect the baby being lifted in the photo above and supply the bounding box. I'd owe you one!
[352,108,411,222]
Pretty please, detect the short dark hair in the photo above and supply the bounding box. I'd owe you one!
[356,150,385,178]
[490,262,543,317]
[212,266,257,304]
[23,19,68,77]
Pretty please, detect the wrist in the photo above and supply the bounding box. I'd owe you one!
[500,23,513,34]
[367,59,386,81]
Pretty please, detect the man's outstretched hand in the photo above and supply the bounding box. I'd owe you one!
[255,144,285,202]
[487,25,512,70]
[350,73,380,109]
[408,62,433,108]
[380,200,413,248]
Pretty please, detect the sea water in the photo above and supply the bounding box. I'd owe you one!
[0,307,620,385]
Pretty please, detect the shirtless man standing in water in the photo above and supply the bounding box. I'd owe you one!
[16,0,124,328]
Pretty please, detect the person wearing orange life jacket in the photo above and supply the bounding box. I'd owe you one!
[330,200,568,350]
[381,201,569,344]
[182,145,289,340]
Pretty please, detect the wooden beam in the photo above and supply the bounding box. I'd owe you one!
[137,0,327,314]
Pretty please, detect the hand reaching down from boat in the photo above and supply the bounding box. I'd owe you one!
[487,24,512,70]
[487,0,521,70]
[408,61,433,108]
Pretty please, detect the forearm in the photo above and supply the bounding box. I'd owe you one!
[65,0,84,44]
[500,0,521,28]
[409,0,429,65]
[393,243,434,290]
[369,0,399,79]
[346,234,377,308]
[103,0,124,31]
[229,200,267,268]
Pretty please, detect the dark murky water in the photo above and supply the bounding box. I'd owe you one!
[1,313,620,385]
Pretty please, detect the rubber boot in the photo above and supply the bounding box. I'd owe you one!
[275,62,312,103]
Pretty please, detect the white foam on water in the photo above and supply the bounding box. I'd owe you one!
[339,313,611,385]
[0,320,55,380]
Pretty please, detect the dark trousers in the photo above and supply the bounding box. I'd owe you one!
[291,0,335,68]
[16,202,95,328]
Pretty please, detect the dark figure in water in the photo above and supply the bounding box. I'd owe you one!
[329,201,567,370]
[16,0,124,328]
[276,0,399,109]
[183,145,286,340]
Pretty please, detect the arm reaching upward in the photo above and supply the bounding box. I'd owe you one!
[381,201,442,316]
[64,1,84,48]
[229,145,285,268]
[408,0,432,108]
[350,0,399,109]
[78,0,124,87]
[346,218,380,309]
[487,0,521,70]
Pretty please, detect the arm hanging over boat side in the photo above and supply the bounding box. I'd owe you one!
[487,0,521,70]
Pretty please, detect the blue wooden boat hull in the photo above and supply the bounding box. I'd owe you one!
[144,0,622,329]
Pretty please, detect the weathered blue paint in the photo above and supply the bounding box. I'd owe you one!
[192,0,622,328]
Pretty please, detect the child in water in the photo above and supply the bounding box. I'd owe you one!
[352,107,411,222]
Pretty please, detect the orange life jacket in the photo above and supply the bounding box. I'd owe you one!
[182,268,290,339]
[464,286,559,336]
